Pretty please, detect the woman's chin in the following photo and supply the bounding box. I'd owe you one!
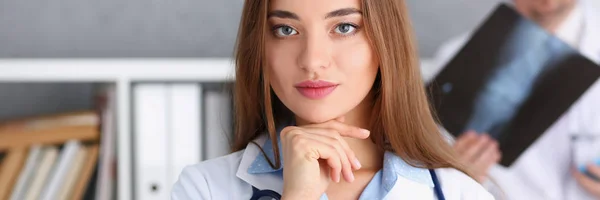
[294,110,341,124]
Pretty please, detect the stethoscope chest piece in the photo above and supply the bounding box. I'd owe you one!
[250,186,281,200]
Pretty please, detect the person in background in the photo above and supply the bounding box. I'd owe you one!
[425,0,600,199]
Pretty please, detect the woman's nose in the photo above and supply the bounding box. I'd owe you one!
[297,33,332,72]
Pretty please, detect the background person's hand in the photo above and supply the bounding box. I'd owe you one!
[573,164,600,197]
[453,131,502,183]
[280,118,370,200]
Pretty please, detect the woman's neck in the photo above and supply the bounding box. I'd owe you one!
[295,94,383,170]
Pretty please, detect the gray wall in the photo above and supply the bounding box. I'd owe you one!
[407,0,501,57]
[0,0,244,57]
[0,0,502,58]
[0,83,94,120]
[0,0,502,119]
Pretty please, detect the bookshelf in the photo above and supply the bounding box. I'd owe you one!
[0,59,234,81]
[0,58,234,200]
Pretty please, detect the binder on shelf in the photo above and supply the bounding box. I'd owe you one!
[133,84,170,200]
[203,89,233,160]
[168,84,202,188]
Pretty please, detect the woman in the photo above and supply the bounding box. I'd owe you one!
[172,0,493,199]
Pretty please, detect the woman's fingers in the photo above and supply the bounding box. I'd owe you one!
[305,137,346,182]
[288,133,342,182]
[303,120,370,139]
[283,128,357,183]
[300,130,356,182]
[280,118,369,183]
[301,119,367,170]
[300,127,362,170]
[335,116,345,123]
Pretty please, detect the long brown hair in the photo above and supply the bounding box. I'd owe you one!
[232,0,469,174]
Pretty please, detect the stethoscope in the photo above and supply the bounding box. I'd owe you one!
[250,169,446,200]
[250,186,281,200]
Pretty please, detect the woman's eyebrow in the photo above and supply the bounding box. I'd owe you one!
[325,8,362,19]
[268,10,299,20]
[267,7,362,21]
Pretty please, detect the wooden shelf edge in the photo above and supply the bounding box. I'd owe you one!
[0,126,100,152]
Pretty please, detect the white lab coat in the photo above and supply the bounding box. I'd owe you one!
[171,134,494,200]
[423,1,600,200]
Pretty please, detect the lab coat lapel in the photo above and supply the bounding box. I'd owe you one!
[385,175,436,199]
[235,135,284,194]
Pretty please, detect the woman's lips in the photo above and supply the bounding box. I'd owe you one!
[294,80,338,100]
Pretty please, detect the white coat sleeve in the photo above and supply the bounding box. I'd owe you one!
[171,166,212,200]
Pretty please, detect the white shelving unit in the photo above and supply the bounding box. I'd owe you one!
[0,58,234,200]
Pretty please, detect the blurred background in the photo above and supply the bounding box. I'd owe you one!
[0,0,500,58]
[0,0,502,118]
[0,0,503,200]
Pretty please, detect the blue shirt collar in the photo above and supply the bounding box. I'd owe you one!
[247,131,435,197]
[247,135,284,173]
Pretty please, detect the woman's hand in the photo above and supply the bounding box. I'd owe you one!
[280,118,370,200]
[453,131,502,183]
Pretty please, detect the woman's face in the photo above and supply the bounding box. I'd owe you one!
[513,0,576,23]
[265,0,379,124]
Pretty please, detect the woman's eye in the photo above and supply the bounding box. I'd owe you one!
[274,25,298,37]
[334,23,357,35]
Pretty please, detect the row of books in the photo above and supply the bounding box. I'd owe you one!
[1,141,99,200]
[0,86,116,200]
